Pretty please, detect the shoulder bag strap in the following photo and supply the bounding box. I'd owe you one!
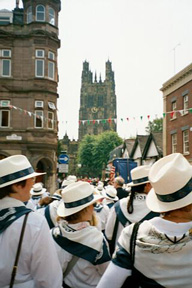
[63,255,79,278]
[9,212,30,288]
[129,222,141,265]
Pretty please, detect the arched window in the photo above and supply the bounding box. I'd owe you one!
[36,5,45,22]
[49,7,55,25]
[27,6,32,23]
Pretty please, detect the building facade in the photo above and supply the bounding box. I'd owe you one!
[78,60,117,140]
[0,0,61,193]
[161,63,192,164]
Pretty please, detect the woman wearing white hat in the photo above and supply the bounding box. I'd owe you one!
[0,155,62,288]
[97,153,192,288]
[51,181,111,288]
[105,165,158,256]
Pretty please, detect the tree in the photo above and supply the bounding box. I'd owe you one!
[77,131,123,178]
[145,117,163,134]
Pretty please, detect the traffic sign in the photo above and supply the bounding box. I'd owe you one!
[58,154,69,164]
[58,164,68,173]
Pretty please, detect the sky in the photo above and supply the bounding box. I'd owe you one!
[1,0,192,140]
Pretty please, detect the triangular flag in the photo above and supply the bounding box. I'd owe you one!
[163,112,166,118]
[126,117,129,121]
[87,120,90,125]
[114,119,117,124]
[93,119,96,124]
[147,115,150,119]
[140,116,143,120]
[189,108,192,113]
[121,118,123,122]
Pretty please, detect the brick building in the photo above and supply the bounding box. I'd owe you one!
[0,0,61,193]
[161,63,192,164]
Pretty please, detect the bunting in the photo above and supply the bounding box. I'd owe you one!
[0,103,191,126]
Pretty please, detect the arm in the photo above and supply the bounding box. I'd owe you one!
[96,262,131,288]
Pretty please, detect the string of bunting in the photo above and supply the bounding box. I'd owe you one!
[3,104,58,124]
[1,103,191,125]
[79,107,192,125]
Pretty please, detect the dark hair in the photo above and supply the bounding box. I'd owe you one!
[0,180,27,199]
[127,183,146,214]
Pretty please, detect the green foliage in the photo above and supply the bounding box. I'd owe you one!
[77,131,123,177]
[145,117,163,133]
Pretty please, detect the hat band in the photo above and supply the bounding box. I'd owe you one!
[133,176,149,184]
[0,167,34,185]
[65,194,94,209]
[156,178,192,203]
[106,192,115,199]
[33,189,43,193]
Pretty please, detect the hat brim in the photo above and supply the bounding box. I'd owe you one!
[0,171,46,188]
[30,187,47,195]
[128,180,149,187]
[104,193,119,201]
[146,188,192,213]
[57,194,104,217]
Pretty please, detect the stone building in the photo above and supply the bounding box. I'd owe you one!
[0,0,61,193]
[161,63,192,164]
[78,60,117,140]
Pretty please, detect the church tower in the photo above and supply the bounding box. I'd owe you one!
[78,60,117,140]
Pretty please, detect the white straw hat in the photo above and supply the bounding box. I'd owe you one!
[104,185,119,201]
[0,155,45,188]
[30,182,46,196]
[128,165,150,187]
[61,175,77,188]
[146,153,192,213]
[57,181,104,217]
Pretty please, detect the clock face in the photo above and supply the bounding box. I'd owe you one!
[91,107,98,113]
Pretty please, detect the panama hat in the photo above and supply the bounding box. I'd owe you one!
[146,153,192,213]
[30,182,46,196]
[104,185,119,201]
[0,155,45,188]
[61,175,77,188]
[128,165,150,187]
[57,181,104,217]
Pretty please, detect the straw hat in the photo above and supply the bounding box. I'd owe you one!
[128,165,150,187]
[146,153,192,213]
[57,181,104,217]
[61,175,77,188]
[0,155,45,188]
[104,185,119,201]
[30,182,46,196]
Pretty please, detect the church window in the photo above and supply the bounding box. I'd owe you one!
[88,95,94,107]
[98,95,103,106]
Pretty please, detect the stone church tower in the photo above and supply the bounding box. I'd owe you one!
[78,60,117,140]
[0,0,61,193]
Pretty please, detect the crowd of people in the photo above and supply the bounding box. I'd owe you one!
[0,152,192,287]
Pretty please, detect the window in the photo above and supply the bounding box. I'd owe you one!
[171,134,177,153]
[36,5,45,22]
[88,95,94,107]
[48,102,56,110]
[49,7,55,25]
[48,51,55,80]
[0,100,10,107]
[171,101,177,119]
[183,130,189,154]
[35,111,43,128]
[48,112,54,129]
[35,101,44,108]
[0,110,10,127]
[27,6,32,23]
[35,49,44,78]
[183,95,188,114]
[98,95,103,106]
[0,49,11,77]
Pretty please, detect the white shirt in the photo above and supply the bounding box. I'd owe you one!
[0,197,62,288]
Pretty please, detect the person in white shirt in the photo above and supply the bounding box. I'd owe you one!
[51,181,111,288]
[97,153,192,288]
[0,155,62,288]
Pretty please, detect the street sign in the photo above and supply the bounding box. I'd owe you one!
[58,154,69,164]
[58,164,68,173]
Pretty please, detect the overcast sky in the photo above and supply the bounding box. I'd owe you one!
[1,0,192,140]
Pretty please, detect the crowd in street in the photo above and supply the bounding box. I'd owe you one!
[0,152,192,287]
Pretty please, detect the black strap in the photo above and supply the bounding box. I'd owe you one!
[130,222,141,265]
[9,212,30,288]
